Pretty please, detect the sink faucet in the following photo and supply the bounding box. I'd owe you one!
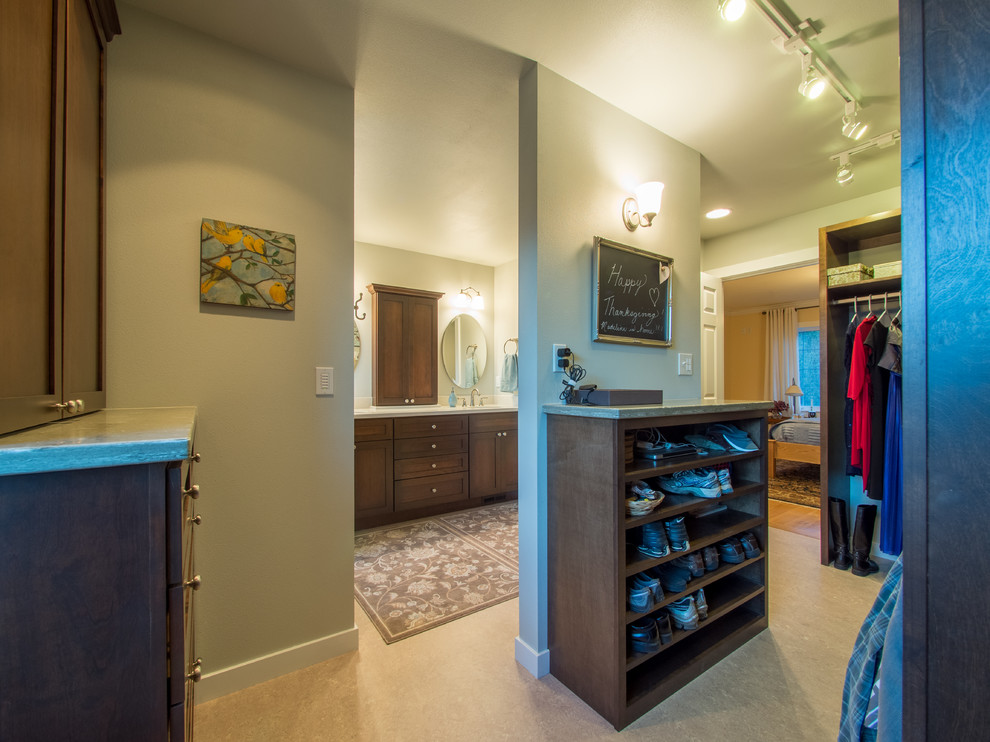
[471,389,480,407]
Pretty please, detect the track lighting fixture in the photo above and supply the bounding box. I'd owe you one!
[830,130,901,187]
[841,101,869,140]
[718,0,746,22]
[798,55,826,99]
[835,153,854,185]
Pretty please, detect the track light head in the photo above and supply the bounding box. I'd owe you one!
[798,55,826,99]
[841,101,869,140]
[718,0,746,22]
[835,154,854,185]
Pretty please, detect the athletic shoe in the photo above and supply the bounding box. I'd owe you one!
[653,563,692,593]
[668,596,699,630]
[706,423,757,452]
[635,428,698,459]
[716,465,734,494]
[672,552,705,578]
[626,480,664,517]
[694,588,709,621]
[739,531,761,559]
[637,521,670,558]
[702,545,720,572]
[718,537,746,564]
[684,433,728,452]
[631,571,663,603]
[627,584,652,613]
[663,516,691,552]
[655,610,673,645]
[657,469,720,499]
[629,618,660,653]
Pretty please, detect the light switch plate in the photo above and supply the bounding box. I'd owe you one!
[315,367,334,396]
[678,353,693,376]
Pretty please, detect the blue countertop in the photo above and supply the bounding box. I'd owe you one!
[0,407,197,476]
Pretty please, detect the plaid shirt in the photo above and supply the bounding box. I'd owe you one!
[838,555,904,742]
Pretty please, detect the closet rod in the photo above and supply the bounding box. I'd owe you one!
[830,291,901,307]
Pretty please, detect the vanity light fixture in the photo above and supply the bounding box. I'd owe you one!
[718,0,747,22]
[622,181,665,231]
[841,101,869,141]
[456,286,484,310]
[705,208,732,219]
[797,54,826,99]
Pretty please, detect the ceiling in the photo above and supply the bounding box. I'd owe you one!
[123,0,901,267]
[722,264,819,313]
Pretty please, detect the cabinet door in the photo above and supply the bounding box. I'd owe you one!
[355,439,394,517]
[373,293,407,405]
[497,428,518,492]
[0,0,62,433]
[469,430,498,498]
[405,295,438,404]
[61,0,107,412]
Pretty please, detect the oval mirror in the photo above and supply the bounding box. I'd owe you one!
[353,321,361,369]
[441,314,487,388]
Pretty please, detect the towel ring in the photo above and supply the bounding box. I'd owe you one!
[503,337,518,353]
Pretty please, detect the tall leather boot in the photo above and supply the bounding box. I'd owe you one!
[828,497,852,570]
[851,504,880,577]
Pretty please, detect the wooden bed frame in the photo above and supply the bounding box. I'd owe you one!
[767,438,820,479]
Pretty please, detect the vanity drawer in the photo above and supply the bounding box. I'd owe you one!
[355,418,393,442]
[394,452,468,480]
[469,412,517,433]
[394,434,468,459]
[394,415,468,439]
[394,472,469,510]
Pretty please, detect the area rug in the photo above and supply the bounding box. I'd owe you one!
[769,460,821,508]
[354,501,518,644]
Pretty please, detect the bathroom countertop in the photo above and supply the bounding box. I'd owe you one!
[543,399,772,419]
[355,404,518,419]
[0,407,197,477]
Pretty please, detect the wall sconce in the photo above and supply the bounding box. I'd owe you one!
[455,286,484,310]
[622,181,665,231]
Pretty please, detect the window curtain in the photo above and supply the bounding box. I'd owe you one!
[765,307,799,404]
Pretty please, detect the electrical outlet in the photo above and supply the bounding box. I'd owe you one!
[552,344,572,373]
[315,366,334,395]
[678,353,693,376]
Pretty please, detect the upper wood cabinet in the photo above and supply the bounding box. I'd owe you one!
[0,0,119,435]
[367,284,444,407]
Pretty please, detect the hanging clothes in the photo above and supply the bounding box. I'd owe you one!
[879,321,903,555]
[845,316,863,477]
[862,319,889,500]
[848,315,877,488]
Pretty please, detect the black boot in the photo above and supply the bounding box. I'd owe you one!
[851,504,880,577]
[828,497,852,570]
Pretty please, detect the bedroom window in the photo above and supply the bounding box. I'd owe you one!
[797,328,820,410]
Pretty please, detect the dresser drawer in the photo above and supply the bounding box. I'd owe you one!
[355,417,393,442]
[469,412,517,433]
[394,434,468,459]
[394,415,469,438]
[394,472,469,510]
[394,452,468,480]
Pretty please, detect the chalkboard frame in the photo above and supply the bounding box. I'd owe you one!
[592,236,673,347]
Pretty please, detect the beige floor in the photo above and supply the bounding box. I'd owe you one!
[195,528,885,741]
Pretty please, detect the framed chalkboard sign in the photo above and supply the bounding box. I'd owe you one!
[593,236,673,347]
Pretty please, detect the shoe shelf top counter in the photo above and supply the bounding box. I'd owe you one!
[545,400,771,730]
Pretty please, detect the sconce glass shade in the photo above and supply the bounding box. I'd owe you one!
[456,286,484,310]
[718,0,746,22]
[635,181,664,224]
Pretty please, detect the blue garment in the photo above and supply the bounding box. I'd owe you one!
[877,575,904,742]
[499,353,518,393]
[839,556,903,742]
[880,372,902,555]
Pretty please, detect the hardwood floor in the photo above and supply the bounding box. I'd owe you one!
[768,499,820,540]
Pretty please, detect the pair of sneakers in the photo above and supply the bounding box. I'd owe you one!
[668,588,709,630]
[627,570,664,613]
[657,468,720,499]
[705,423,757,452]
[637,521,670,558]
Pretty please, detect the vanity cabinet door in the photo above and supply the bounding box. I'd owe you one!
[355,439,394,519]
[469,413,518,498]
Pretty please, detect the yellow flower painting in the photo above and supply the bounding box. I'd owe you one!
[200,218,295,311]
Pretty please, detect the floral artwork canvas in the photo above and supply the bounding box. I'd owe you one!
[200,218,296,310]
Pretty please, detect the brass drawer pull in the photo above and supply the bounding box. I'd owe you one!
[190,452,201,463]
[431,488,438,494]
[431,443,437,449]
[184,575,202,590]
[431,463,437,469]
[187,659,203,682]
[188,514,203,526]
[183,484,200,499]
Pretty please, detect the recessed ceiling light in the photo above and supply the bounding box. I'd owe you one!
[705,208,732,219]
[718,0,746,22]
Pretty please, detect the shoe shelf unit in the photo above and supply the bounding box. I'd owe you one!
[546,400,771,730]
[818,209,901,565]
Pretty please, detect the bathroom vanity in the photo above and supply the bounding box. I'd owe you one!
[354,406,517,529]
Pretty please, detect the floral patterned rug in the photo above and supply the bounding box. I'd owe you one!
[354,501,518,644]
[769,460,821,508]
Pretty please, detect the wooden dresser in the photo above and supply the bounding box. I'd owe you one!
[0,407,199,740]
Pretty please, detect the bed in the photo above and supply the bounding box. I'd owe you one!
[768,417,821,478]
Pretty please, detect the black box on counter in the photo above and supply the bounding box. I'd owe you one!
[581,388,663,406]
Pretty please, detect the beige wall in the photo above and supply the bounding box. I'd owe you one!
[725,312,765,401]
[516,64,701,675]
[106,6,356,697]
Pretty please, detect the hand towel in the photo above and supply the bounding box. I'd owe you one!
[500,353,518,393]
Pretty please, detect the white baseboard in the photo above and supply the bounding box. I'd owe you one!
[514,635,550,678]
[196,625,359,703]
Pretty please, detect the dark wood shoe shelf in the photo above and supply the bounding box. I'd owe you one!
[546,402,770,730]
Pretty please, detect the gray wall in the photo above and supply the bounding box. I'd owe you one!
[106,6,357,697]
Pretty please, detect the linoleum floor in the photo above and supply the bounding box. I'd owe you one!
[195,527,885,741]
